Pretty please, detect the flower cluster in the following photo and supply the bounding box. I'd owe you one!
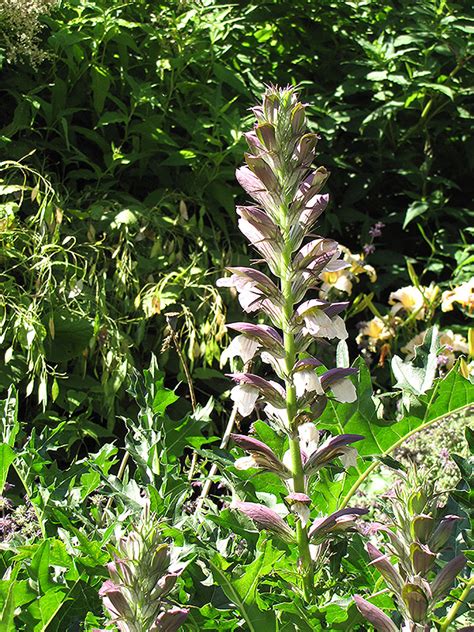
[218,86,366,592]
[356,279,472,373]
[355,469,467,631]
[98,503,188,632]
[0,0,57,66]
[441,277,474,313]
[363,221,385,256]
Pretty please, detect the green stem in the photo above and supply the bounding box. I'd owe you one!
[281,240,313,599]
[439,577,474,632]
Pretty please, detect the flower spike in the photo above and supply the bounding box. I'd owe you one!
[217,85,365,598]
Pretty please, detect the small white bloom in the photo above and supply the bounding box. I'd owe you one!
[294,503,310,527]
[339,446,358,469]
[230,384,259,417]
[298,422,319,455]
[234,456,258,470]
[237,286,261,312]
[264,403,289,431]
[220,335,260,367]
[293,370,324,397]
[302,309,333,336]
[300,308,348,340]
[331,379,357,403]
[260,351,286,377]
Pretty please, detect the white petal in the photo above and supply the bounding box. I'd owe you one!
[220,335,260,367]
[294,370,324,397]
[234,456,258,470]
[230,384,259,417]
[303,310,333,336]
[325,258,350,272]
[264,403,289,431]
[261,352,286,377]
[339,447,358,469]
[282,449,293,472]
[298,422,319,455]
[331,379,357,403]
[238,287,261,312]
[294,503,310,528]
[331,315,348,340]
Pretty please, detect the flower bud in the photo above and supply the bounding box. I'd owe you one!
[428,515,461,552]
[410,542,436,574]
[99,580,133,619]
[255,123,277,151]
[410,514,435,544]
[263,91,281,123]
[231,433,291,479]
[290,102,306,133]
[407,489,428,515]
[245,154,279,192]
[366,543,404,594]
[152,606,189,632]
[354,595,398,632]
[431,555,467,602]
[309,508,367,543]
[402,583,429,623]
[233,501,295,542]
[294,133,319,166]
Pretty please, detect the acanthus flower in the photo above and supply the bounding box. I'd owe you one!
[217,267,283,322]
[217,85,366,597]
[295,299,348,340]
[231,433,291,479]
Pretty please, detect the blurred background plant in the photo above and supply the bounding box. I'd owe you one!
[0,0,58,66]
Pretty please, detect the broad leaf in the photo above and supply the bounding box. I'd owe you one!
[210,541,281,632]
[317,360,474,512]
[391,325,438,397]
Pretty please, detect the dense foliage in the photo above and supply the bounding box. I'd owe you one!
[0,1,472,630]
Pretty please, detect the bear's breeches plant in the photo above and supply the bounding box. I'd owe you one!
[218,85,366,598]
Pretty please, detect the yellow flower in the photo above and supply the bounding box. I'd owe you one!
[356,317,393,352]
[389,283,439,320]
[320,268,353,295]
[320,247,376,298]
[441,278,474,313]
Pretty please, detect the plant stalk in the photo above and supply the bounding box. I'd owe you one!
[281,241,313,599]
[439,576,473,632]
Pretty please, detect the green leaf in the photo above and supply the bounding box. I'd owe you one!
[34,589,67,631]
[391,325,439,396]
[404,200,429,228]
[418,82,454,100]
[0,444,15,494]
[91,64,111,114]
[210,542,281,632]
[44,311,93,363]
[29,540,57,594]
[317,361,474,511]
[0,568,35,631]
